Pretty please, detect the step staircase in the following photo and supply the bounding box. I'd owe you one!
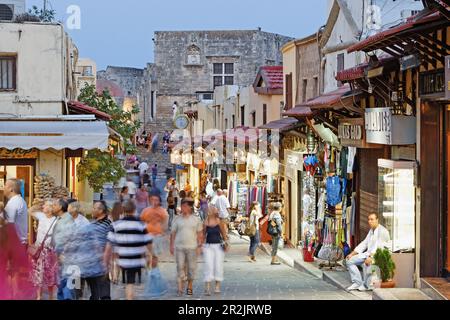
[137,117,176,182]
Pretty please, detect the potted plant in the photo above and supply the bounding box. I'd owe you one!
[373,248,396,288]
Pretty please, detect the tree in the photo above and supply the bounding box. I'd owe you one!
[78,84,141,154]
[76,84,141,192]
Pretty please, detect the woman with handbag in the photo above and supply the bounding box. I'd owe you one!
[202,206,229,296]
[29,200,59,300]
[247,201,262,262]
[268,203,283,265]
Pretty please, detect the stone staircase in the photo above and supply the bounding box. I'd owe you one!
[137,117,175,182]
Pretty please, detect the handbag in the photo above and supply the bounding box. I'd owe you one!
[267,219,279,236]
[244,217,257,237]
[28,217,58,261]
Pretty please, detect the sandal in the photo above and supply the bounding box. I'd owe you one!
[186,288,193,296]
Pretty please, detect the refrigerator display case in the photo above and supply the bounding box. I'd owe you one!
[378,159,416,253]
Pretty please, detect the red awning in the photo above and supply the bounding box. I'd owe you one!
[347,10,444,53]
[336,55,397,82]
[283,106,315,117]
[68,101,112,121]
[301,85,352,109]
[259,117,299,132]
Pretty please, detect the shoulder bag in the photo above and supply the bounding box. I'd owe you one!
[28,217,58,261]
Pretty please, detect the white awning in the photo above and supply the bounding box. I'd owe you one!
[0,121,110,151]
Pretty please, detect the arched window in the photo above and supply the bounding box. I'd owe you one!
[186,45,201,65]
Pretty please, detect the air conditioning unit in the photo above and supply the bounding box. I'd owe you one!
[197,92,214,101]
[0,0,26,21]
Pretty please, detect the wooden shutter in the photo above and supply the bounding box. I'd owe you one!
[285,73,293,109]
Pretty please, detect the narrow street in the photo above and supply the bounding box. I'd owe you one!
[110,231,357,301]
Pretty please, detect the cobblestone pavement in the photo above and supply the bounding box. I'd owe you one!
[110,235,359,300]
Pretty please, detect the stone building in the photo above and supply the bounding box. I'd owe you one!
[152,29,293,121]
[97,66,144,121]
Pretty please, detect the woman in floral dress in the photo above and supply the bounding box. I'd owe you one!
[30,200,59,300]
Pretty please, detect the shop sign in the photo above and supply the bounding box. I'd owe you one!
[446,55,450,100]
[0,148,38,159]
[338,118,382,149]
[365,108,416,145]
[284,150,303,180]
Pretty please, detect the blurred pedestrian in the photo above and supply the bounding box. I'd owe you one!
[248,201,263,262]
[170,197,203,296]
[151,164,158,187]
[203,206,229,296]
[126,177,137,200]
[119,186,130,203]
[140,190,169,298]
[198,191,208,222]
[29,200,58,300]
[68,200,90,228]
[268,203,283,266]
[214,189,231,234]
[110,202,124,222]
[51,198,77,300]
[184,179,192,194]
[105,200,152,300]
[135,184,150,217]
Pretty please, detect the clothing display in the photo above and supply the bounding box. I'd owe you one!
[326,175,341,206]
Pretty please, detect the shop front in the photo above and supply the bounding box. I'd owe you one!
[0,119,112,243]
[346,6,450,283]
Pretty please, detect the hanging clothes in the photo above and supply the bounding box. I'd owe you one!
[339,147,348,178]
[326,175,341,206]
[347,147,357,174]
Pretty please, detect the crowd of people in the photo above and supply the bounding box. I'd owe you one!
[0,172,286,300]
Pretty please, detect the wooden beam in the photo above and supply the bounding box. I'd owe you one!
[413,36,446,58]
[418,32,450,54]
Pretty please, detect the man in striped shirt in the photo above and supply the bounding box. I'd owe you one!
[105,200,152,300]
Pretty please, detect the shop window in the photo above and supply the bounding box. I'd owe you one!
[337,53,345,87]
[0,56,16,91]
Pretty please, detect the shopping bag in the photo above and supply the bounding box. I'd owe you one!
[143,268,168,298]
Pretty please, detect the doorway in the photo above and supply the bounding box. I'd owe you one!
[297,170,302,244]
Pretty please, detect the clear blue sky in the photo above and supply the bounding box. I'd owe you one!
[28,0,328,70]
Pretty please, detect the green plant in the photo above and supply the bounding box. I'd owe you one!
[77,150,125,193]
[78,84,141,154]
[28,5,56,22]
[373,248,396,282]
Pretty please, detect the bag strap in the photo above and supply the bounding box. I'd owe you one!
[41,216,59,246]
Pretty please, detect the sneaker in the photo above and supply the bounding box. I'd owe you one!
[358,285,368,292]
[346,283,361,291]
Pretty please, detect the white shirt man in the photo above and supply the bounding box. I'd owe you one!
[4,180,29,244]
[126,180,137,198]
[346,213,391,292]
[214,190,231,220]
[138,161,149,176]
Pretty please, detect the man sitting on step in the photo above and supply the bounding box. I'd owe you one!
[345,212,391,292]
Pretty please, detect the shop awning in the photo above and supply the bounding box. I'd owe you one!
[258,117,299,132]
[282,106,315,117]
[336,55,397,82]
[0,121,110,151]
[347,9,447,54]
[68,101,112,121]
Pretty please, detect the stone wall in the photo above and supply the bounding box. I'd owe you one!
[153,30,293,118]
[97,66,144,98]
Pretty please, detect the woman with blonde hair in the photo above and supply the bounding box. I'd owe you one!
[202,206,229,296]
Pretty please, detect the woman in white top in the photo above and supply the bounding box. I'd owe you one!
[29,200,59,300]
[248,201,263,262]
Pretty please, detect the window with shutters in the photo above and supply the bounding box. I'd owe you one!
[337,53,345,87]
[0,56,16,91]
